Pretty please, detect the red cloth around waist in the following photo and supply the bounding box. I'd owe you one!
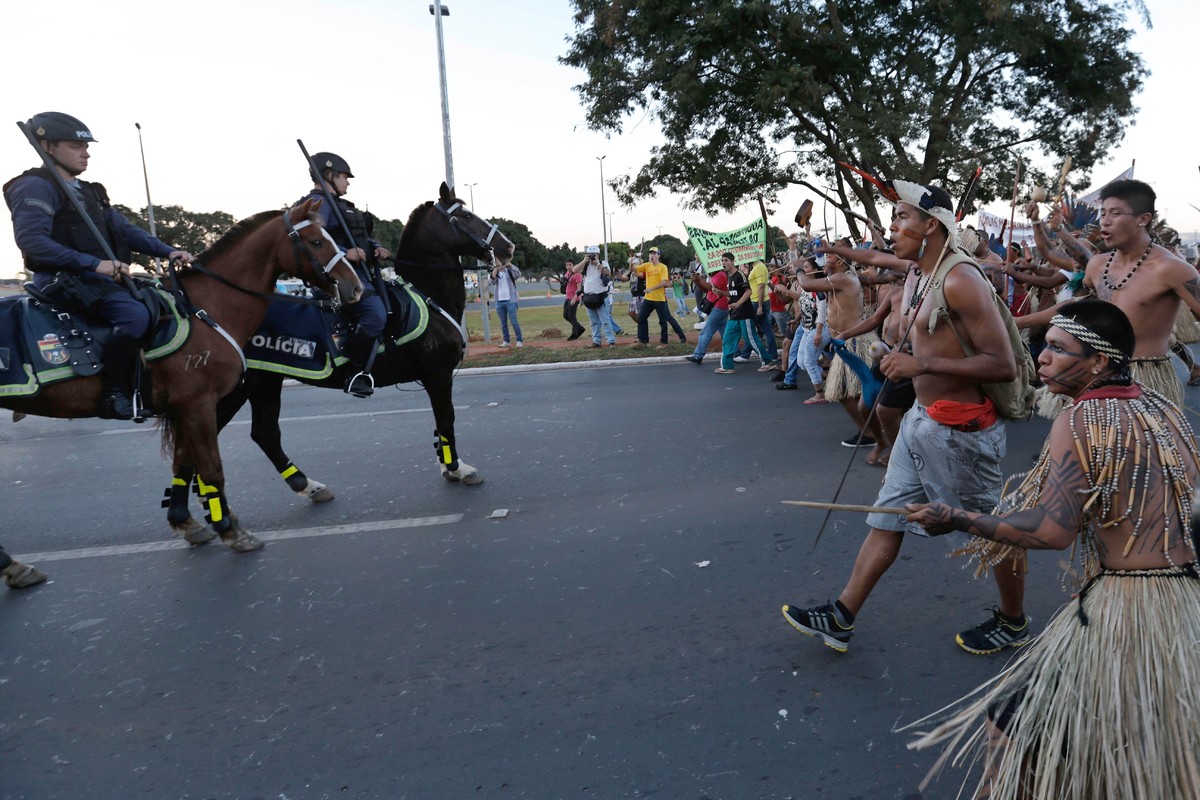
[926,397,998,431]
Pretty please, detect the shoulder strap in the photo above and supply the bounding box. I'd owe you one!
[925,251,982,336]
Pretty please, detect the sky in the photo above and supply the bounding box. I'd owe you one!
[1,0,1196,279]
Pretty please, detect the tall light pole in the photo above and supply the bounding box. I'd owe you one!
[608,212,615,246]
[597,155,608,263]
[466,182,478,210]
[430,2,455,190]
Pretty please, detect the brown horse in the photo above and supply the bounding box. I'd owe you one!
[1,199,363,552]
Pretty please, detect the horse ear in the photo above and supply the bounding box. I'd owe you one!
[440,182,453,202]
[292,197,322,221]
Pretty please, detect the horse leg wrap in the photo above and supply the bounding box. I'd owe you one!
[279,463,309,494]
[162,476,193,527]
[434,430,459,471]
[195,476,232,533]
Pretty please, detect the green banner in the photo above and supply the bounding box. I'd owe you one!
[684,217,767,274]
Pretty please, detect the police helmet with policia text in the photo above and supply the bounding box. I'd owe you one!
[28,112,96,143]
[309,152,354,182]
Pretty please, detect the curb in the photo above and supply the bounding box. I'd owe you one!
[280,355,693,387]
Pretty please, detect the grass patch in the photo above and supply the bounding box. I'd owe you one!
[462,341,695,368]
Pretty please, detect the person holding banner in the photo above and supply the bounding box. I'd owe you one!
[684,255,732,365]
[631,247,687,347]
[5,112,193,420]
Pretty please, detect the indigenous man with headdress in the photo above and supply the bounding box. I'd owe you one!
[781,180,1025,654]
[904,299,1200,799]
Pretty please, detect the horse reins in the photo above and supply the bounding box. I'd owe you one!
[162,210,351,372]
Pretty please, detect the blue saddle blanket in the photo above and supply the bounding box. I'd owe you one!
[0,288,189,398]
[245,280,429,379]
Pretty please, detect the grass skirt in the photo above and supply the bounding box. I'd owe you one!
[825,332,878,402]
[905,565,1200,799]
[1132,357,1182,408]
[1173,304,1200,344]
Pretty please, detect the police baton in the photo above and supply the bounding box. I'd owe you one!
[135,122,162,275]
[297,139,389,308]
[15,120,143,299]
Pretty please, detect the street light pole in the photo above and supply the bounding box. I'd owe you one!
[467,182,477,210]
[608,211,615,246]
[597,155,608,264]
[464,180,490,341]
[430,1,455,190]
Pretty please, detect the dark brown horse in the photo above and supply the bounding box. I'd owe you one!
[188,183,513,516]
[2,200,363,552]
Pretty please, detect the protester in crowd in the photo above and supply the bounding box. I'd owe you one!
[781,180,1021,656]
[716,253,770,373]
[684,256,731,365]
[632,247,688,347]
[905,299,1200,800]
[774,256,828,402]
[670,270,690,317]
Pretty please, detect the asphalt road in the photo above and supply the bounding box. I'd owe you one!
[1,360,1188,799]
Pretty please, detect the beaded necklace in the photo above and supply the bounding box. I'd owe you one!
[1100,242,1154,292]
[966,384,1200,586]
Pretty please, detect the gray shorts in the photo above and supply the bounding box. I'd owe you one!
[866,403,1006,536]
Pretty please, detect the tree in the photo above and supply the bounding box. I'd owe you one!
[115,204,236,257]
[369,216,405,255]
[563,0,1147,237]
[492,217,551,278]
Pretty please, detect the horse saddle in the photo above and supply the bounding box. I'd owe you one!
[0,285,190,398]
[245,279,429,379]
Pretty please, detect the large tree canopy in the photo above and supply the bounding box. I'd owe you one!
[563,0,1146,235]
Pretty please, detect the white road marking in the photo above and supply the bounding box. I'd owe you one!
[96,405,470,436]
[18,514,464,563]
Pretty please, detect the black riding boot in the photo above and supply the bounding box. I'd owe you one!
[343,336,377,398]
[99,330,140,420]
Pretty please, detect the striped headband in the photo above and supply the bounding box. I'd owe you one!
[1050,314,1127,361]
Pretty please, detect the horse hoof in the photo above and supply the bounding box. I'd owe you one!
[219,518,264,553]
[173,518,217,546]
[440,462,483,485]
[222,530,265,553]
[297,479,335,503]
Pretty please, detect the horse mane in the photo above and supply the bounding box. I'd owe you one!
[397,201,435,252]
[197,209,282,262]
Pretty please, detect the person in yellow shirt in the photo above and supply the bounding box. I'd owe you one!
[633,247,688,346]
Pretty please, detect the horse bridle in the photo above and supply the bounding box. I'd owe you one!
[432,201,502,258]
[283,211,351,305]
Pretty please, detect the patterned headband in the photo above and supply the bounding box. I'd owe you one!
[1050,314,1127,362]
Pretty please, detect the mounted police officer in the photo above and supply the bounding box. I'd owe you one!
[298,152,389,397]
[3,112,193,420]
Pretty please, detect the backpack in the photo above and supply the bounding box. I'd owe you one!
[924,252,1036,421]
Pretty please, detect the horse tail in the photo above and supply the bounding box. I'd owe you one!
[157,415,178,461]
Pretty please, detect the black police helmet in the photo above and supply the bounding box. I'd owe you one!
[309,151,354,181]
[28,112,97,143]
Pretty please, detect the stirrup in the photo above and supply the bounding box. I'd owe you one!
[345,370,375,398]
[131,388,148,424]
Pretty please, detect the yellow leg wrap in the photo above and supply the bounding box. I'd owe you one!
[280,464,298,480]
[195,477,223,524]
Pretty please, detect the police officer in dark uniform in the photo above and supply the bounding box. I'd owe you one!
[3,112,193,420]
[299,152,389,397]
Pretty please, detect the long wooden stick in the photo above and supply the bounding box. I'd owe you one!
[783,500,910,515]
